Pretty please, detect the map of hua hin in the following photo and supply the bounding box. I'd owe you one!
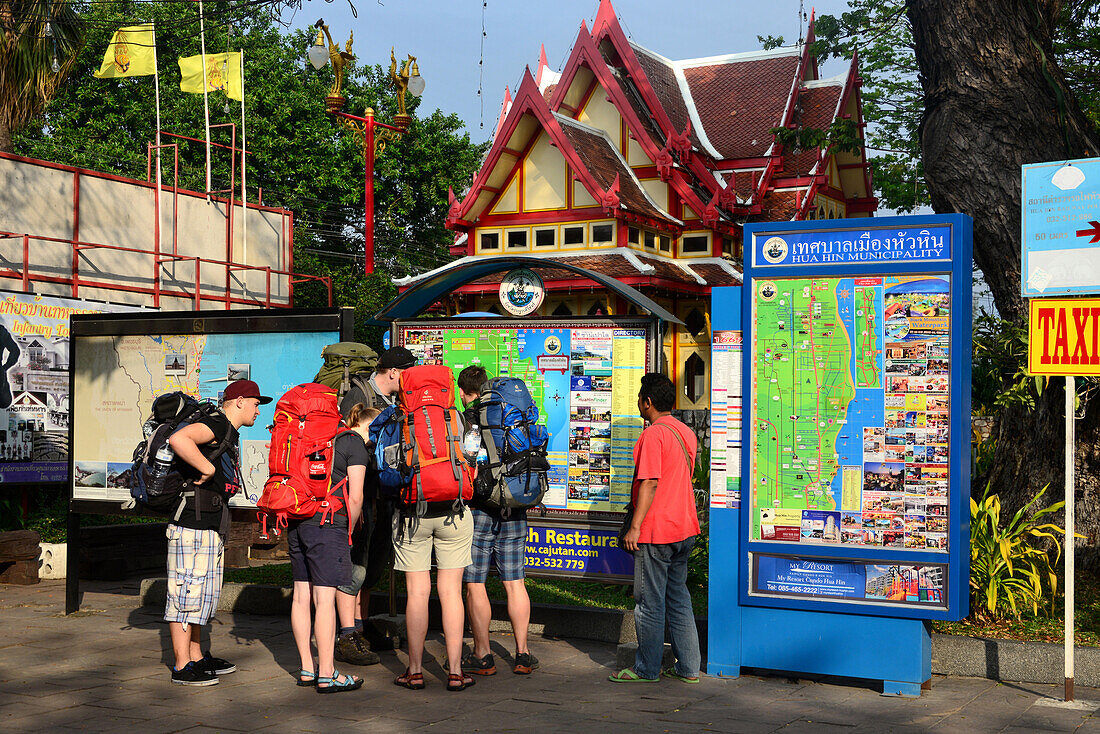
[751,279,856,541]
[750,275,952,552]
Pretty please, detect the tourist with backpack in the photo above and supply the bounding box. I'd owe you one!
[458,365,545,677]
[375,364,477,691]
[286,401,377,693]
[164,379,271,686]
[325,346,417,661]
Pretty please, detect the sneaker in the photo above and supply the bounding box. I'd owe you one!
[461,652,497,676]
[172,661,219,686]
[195,652,236,676]
[513,652,539,675]
[335,632,381,666]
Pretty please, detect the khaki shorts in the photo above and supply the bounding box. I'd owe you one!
[392,511,473,572]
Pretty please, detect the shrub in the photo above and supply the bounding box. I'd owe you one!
[970,483,1066,619]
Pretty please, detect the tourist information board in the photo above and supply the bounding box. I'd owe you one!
[739,215,972,620]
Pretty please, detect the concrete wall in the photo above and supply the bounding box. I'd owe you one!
[0,154,293,309]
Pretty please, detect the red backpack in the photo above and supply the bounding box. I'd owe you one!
[398,365,474,515]
[256,383,349,538]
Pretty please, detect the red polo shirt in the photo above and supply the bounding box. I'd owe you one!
[631,415,700,544]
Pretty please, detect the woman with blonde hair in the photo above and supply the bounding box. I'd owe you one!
[288,402,378,693]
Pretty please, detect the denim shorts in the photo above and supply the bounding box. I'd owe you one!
[463,510,527,583]
[287,521,353,588]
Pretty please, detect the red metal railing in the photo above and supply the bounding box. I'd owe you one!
[0,230,331,309]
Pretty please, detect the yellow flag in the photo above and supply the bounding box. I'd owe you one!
[178,52,242,101]
[94,24,156,78]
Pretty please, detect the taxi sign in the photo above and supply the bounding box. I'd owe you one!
[1027,297,1100,375]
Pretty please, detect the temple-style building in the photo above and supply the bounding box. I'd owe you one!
[404,0,876,409]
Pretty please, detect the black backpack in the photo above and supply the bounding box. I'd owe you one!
[126,392,233,519]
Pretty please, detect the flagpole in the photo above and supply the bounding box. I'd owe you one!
[153,24,163,255]
[239,48,247,263]
[198,1,212,199]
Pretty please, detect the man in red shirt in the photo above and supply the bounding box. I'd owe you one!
[609,373,701,684]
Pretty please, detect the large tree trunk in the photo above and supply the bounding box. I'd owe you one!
[0,117,12,154]
[908,0,1100,566]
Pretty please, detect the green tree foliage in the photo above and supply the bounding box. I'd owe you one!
[807,0,1100,212]
[0,0,83,152]
[14,2,487,340]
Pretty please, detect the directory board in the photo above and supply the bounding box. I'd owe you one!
[740,215,971,620]
[396,318,654,522]
[69,309,344,506]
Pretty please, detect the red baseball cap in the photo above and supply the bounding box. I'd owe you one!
[222,379,272,405]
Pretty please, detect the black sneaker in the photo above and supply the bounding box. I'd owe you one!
[513,652,539,675]
[172,661,219,686]
[461,652,497,676]
[195,652,236,676]
[334,632,381,666]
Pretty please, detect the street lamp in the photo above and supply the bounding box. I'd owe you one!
[309,19,425,275]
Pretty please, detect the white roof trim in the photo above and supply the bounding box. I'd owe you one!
[676,46,801,68]
[801,73,847,89]
[676,261,707,285]
[670,64,722,159]
[713,258,743,279]
[392,254,480,287]
[554,113,683,225]
[629,42,722,160]
[621,249,656,274]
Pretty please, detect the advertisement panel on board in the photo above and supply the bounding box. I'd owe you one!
[738,215,972,620]
[0,291,141,484]
[70,310,342,505]
[396,317,653,580]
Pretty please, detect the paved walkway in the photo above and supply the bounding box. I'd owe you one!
[3,580,1100,733]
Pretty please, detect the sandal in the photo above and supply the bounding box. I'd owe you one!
[447,673,476,691]
[661,668,700,684]
[296,669,317,687]
[608,668,658,683]
[394,668,426,690]
[316,669,363,694]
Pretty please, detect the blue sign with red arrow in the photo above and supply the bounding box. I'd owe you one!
[1022,157,1100,297]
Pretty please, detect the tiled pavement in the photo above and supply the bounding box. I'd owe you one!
[2,579,1100,733]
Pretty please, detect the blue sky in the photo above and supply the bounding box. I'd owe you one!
[285,0,854,143]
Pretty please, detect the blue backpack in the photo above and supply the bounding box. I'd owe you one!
[475,377,550,513]
[368,405,409,498]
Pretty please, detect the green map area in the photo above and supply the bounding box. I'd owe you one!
[752,279,856,538]
[433,330,547,413]
[855,286,881,389]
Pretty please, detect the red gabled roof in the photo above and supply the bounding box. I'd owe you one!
[451,69,678,230]
[683,52,801,160]
[781,80,845,176]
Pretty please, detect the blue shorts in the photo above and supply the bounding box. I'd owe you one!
[287,521,352,588]
[463,510,527,583]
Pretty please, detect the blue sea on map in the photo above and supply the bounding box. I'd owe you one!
[198,330,338,457]
[831,278,884,509]
[516,328,571,493]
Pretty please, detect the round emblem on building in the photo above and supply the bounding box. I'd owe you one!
[499,268,545,316]
[762,236,788,264]
[758,280,778,302]
[544,335,562,354]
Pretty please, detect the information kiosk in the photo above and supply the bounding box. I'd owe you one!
[708,214,972,695]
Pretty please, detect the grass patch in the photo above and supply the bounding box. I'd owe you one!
[224,562,707,617]
[931,572,1100,647]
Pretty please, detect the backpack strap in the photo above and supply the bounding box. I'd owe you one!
[350,373,388,411]
[478,397,503,486]
[650,421,695,475]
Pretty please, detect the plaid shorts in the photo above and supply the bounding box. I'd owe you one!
[463,509,527,583]
[165,525,224,627]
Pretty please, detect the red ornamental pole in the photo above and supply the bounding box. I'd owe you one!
[364,109,375,276]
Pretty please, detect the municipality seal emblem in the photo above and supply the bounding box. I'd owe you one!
[499,268,544,316]
[762,236,788,264]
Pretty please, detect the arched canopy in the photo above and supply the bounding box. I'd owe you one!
[373,256,683,324]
